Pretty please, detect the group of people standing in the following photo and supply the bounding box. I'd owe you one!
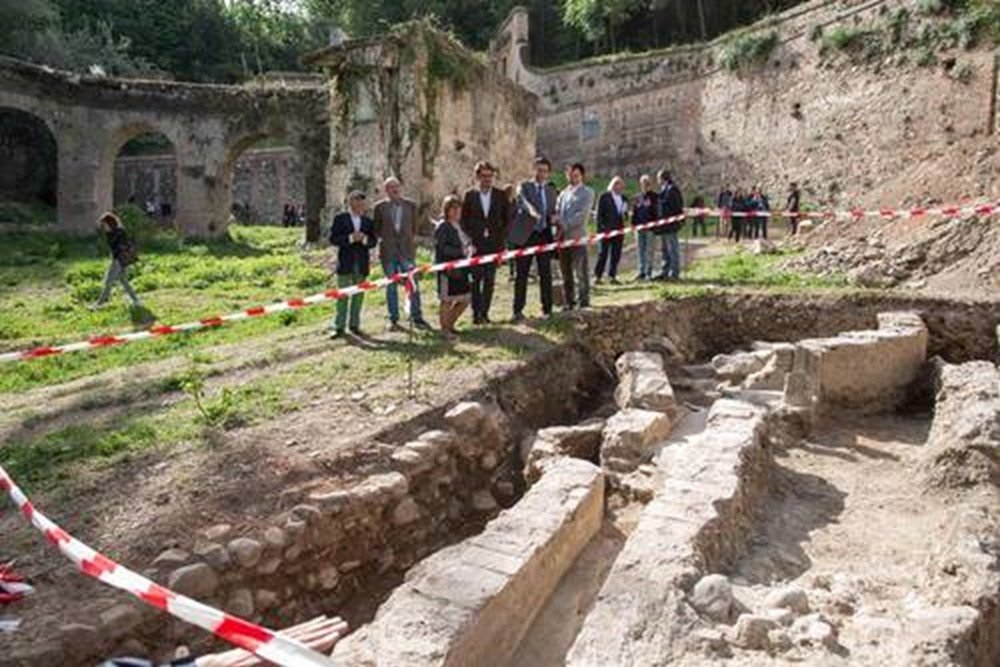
[328,158,692,340]
[716,182,802,241]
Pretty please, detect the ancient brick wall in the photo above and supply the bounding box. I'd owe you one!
[114,148,305,225]
[309,24,537,229]
[493,0,999,206]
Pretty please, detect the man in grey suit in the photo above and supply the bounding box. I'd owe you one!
[510,156,558,321]
[556,163,596,310]
[372,177,431,331]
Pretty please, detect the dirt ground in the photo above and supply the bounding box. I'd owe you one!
[716,412,966,664]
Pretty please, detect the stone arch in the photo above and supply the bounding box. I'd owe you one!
[222,130,303,226]
[97,122,180,225]
[0,106,59,218]
[112,128,178,222]
[223,123,327,239]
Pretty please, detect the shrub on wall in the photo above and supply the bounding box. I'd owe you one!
[718,30,779,71]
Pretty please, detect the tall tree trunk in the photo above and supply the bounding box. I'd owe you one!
[696,0,708,41]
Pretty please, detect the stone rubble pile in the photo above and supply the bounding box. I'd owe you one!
[782,214,1000,291]
[921,358,1000,490]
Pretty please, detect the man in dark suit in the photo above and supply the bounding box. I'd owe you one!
[594,176,628,284]
[372,176,431,332]
[462,161,510,324]
[655,169,685,281]
[509,156,558,321]
[329,191,377,338]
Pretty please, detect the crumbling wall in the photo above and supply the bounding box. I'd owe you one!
[494,1,998,206]
[312,24,536,227]
[114,148,306,225]
[0,56,328,236]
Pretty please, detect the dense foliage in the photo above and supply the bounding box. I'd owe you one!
[2,0,996,82]
[1,0,812,81]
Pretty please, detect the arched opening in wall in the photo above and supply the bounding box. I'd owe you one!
[0,107,58,225]
[113,131,177,223]
[226,136,305,227]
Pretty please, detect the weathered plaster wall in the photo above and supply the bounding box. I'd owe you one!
[310,24,536,229]
[492,0,1000,206]
[0,57,328,236]
[114,148,305,225]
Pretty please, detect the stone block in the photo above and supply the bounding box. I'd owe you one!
[615,351,677,415]
[228,538,264,569]
[797,311,927,413]
[523,420,605,483]
[568,399,770,667]
[332,458,604,667]
[444,402,484,434]
[601,409,672,474]
[168,564,219,599]
[690,574,737,623]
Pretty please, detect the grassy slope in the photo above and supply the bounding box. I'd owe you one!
[0,215,848,491]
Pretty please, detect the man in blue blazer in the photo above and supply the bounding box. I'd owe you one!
[329,191,377,338]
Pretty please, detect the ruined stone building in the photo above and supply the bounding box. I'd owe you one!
[490,0,1000,205]
[3,0,998,236]
[0,22,536,237]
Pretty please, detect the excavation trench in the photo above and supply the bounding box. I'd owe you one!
[321,300,998,667]
[6,293,998,667]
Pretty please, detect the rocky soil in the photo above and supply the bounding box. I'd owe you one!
[783,208,1000,296]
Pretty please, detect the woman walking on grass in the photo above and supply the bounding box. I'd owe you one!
[434,195,473,340]
[92,212,143,310]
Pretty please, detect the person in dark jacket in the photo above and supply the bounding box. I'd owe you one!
[746,185,770,239]
[655,170,684,280]
[786,181,802,236]
[93,211,143,309]
[329,191,377,338]
[729,187,747,242]
[510,156,559,320]
[434,195,473,339]
[631,174,659,281]
[594,176,628,284]
[461,161,510,324]
[691,195,707,237]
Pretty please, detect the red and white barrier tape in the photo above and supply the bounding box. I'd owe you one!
[0,201,995,365]
[0,467,337,666]
[690,201,997,220]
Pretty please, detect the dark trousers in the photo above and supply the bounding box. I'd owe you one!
[513,231,554,316]
[729,219,744,242]
[471,263,497,322]
[692,216,707,236]
[789,214,800,236]
[594,235,623,279]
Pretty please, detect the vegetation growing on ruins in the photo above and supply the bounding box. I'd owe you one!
[818,0,1000,64]
[718,30,780,71]
[2,0,815,81]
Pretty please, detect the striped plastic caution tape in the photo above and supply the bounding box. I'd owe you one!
[0,465,338,666]
[0,201,995,365]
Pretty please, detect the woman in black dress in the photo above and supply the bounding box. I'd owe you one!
[434,195,472,339]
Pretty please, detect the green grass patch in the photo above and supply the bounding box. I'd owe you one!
[683,248,848,289]
[0,220,376,392]
[719,30,779,71]
[0,200,57,227]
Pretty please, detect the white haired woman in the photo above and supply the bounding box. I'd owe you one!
[594,176,628,284]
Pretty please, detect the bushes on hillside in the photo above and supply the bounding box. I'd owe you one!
[719,30,779,70]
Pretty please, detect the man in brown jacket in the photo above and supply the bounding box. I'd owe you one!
[461,161,510,325]
[372,176,431,331]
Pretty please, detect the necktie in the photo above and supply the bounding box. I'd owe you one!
[536,184,546,231]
